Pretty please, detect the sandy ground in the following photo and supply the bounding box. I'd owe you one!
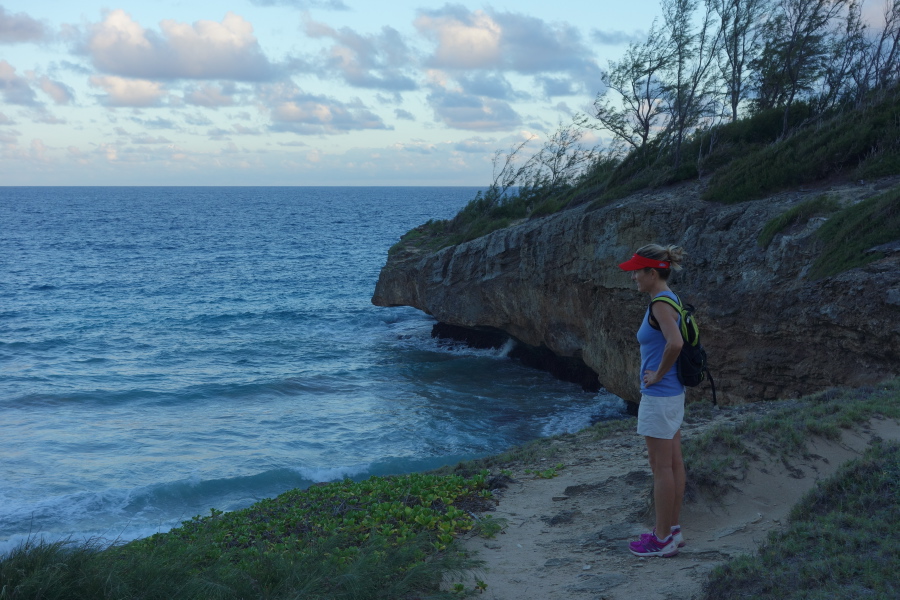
[456,408,900,600]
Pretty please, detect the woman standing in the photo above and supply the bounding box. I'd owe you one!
[618,244,687,558]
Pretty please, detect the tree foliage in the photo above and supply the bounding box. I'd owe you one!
[593,0,900,158]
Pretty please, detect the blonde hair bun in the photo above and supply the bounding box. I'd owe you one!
[636,243,685,271]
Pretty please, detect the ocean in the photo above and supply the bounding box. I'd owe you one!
[0,186,626,554]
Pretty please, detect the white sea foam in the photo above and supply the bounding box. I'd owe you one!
[498,338,517,358]
[539,391,628,437]
[292,463,372,483]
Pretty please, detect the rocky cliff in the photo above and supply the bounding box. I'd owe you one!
[372,178,900,406]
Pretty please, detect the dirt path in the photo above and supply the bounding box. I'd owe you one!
[457,411,900,600]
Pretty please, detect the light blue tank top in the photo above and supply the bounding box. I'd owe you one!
[637,291,685,397]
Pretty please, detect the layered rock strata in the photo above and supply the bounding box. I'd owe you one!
[373,179,900,406]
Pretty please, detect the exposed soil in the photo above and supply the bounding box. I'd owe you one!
[456,409,900,600]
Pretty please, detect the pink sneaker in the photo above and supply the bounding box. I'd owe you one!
[629,533,679,557]
[641,527,685,548]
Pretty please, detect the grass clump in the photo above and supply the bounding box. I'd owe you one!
[757,194,841,248]
[808,184,900,279]
[703,89,900,204]
[683,380,900,498]
[0,471,494,600]
[702,439,900,599]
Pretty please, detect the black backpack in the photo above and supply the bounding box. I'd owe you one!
[649,294,717,405]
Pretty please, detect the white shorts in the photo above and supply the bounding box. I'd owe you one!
[637,393,685,439]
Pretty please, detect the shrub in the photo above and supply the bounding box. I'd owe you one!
[808,184,900,279]
[757,194,841,248]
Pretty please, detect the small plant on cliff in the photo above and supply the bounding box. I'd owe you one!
[807,184,900,279]
[757,194,841,248]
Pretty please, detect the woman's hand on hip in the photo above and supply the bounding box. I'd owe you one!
[643,369,662,386]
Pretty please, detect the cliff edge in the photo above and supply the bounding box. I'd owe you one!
[372,178,900,405]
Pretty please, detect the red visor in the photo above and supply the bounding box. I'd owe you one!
[618,253,670,271]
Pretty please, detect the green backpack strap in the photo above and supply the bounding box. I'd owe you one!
[649,295,699,345]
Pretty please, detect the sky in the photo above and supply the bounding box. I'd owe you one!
[0,0,664,186]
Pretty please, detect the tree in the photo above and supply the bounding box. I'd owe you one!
[594,25,670,152]
[660,0,723,169]
[870,0,900,91]
[752,0,850,134]
[477,117,598,209]
[815,0,866,111]
[526,115,600,193]
[709,0,770,121]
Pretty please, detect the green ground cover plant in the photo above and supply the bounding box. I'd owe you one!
[0,471,493,600]
[701,439,900,599]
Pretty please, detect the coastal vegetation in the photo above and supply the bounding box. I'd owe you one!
[2,380,898,598]
[753,176,898,277]
[702,439,900,599]
[808,184,900,278]
[391,0,900,275]
[757,193,841,248]
[0,471,496,599]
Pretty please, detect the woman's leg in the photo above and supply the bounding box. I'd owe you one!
[645,434,682,537]
[671,430,685,530]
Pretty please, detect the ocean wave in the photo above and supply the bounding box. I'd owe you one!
[538,391,629,437]
[0,456,486,557]
[291,463,372,483]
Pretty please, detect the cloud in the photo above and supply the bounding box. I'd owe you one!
[249,0,349,9]
[453,136,500,153]
[0,60,38,105]
[554,101,575,116]
[184,113,214,126]
[298,16,418,91]
[0,6,47,44]
[392,141,436,154]
[427,85,521,131]
[415,6,601,97]
[457,72,526,101]
[536,75,581,97]
[184,82,236,107]
[590,29,646,45]
[132,135,172,144]
[0,111,13,125]
[208,124,261,137]
[260,82,390,134]
[0,128,20,146]
[60,60,94,75]
[90,75,166,106]
[38,76,74,104]
[415,8,501,69]
[86,10,277,81]
[394,108,415,120]
[29,108,66,124]
[130,116,177,129]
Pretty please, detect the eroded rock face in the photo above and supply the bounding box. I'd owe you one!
[372,179,900,405]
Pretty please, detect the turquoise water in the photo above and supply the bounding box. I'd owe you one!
[0,187,625,553]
